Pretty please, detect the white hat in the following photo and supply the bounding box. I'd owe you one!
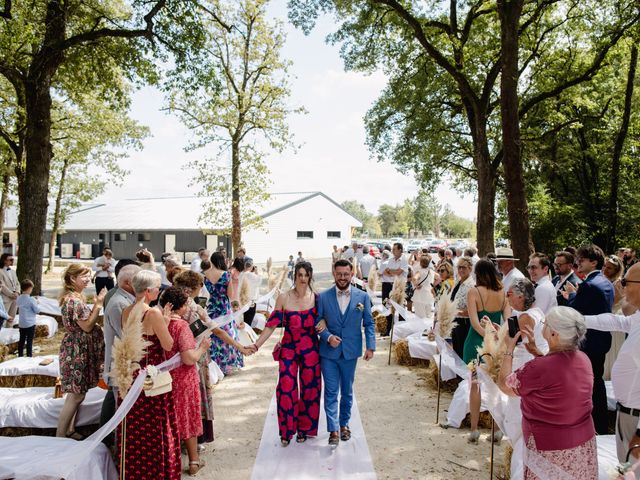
[494,247,519,261]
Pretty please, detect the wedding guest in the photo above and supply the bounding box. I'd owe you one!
[499,306,597,479]
[0,253,19,324]
[562,243,614,434]
[253,261,321,446]
[173,270,252,452]
[602,254,624,309]
[56,264,106,439]
[0,295,8,330]
[495,248,524,293]
[296,251,305,264]
[99,264,140,446]
[412,255,434,319]
[204,252,243,374]
[92,248,116,293]
[552,251,581,307]
[135,248,156,271]
[381,243,408,336]
[358,246,376,281]
[228,257,244,304]
[465,259,509,443]
[159,254,181,288]
[191,248,209,273]
[433,261,454,304]
[159,287,212,476]
[331,245,341,264]
[103,259,141,309]
[16,279,40,357]
[239,258,261,326]
[287,255,295,281]
[449,256,475,359]
[117,270,180,480]
[526,253,557,314]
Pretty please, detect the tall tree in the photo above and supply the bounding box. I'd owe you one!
[289,0,640,260]
[340,200,381,236]
[169,0,301,255]
[0,1,212,293]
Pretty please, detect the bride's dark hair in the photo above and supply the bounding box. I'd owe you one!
[293,261,314,291]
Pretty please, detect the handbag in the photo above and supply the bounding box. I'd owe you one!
[272,306,286,362]
[189,317,209,339]
[143,346,173,397]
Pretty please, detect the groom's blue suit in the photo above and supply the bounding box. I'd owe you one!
[316,286,376,432]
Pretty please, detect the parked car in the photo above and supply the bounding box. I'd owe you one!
[428,239,448,252]
[495,238,509,248]
[406,239,423,253]
[450,239,469,251]
[365,243,381,259]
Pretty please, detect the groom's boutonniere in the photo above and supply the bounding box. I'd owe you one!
[356,303,364,312]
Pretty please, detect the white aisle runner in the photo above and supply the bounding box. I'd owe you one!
[251,394,377,480]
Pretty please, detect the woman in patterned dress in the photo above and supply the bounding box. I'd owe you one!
[159,286,212,476]
[56,264,106,439]
[172,271,254,444]
[499,306,598,479]
[117,270,181,480]
[203,252,244,374]
[253,262,321,446]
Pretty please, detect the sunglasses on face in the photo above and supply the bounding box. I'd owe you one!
[621,278,640,287]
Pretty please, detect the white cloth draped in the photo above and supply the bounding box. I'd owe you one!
[0,356,59,378]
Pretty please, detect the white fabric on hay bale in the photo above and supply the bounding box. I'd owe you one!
[392,317,433,343]
[0,329,19,346]
[445,378,489,428]
[0,356,59,378]
[252,312,267,330]
[238,325,259,346]
[0,386,105,428]
[13,315,58,338]
[597,435,619,480]
[0,435,117,480]
[34,296,62,317]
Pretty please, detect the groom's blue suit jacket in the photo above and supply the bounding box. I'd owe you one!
[316,286,376,360]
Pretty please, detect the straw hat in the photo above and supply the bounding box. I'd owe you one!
[494,247,519,261]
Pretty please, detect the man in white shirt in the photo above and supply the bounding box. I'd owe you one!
[381,243,408,336]
[526,252,557,314]
[190,248,209,273]
[92,248,117,293]
[495,247,524,293]
[358,246,376,281]
[584,262,640,462]
[342,243,356,260]
[0,253,19,323]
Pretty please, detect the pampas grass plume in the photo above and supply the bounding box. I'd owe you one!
[390,277,406,305]
[239,276,251,306]
[477,322,510,382]
[436,295,457,338]
[368,266,378,292]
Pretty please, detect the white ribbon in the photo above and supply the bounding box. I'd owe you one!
[434,335,469,379]
[256,287,278,306]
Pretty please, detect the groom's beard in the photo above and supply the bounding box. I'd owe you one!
[335,279,350,290]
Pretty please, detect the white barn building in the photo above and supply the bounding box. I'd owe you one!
[6,192,360,263]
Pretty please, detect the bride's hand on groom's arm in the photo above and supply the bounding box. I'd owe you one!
[315,319,327,333]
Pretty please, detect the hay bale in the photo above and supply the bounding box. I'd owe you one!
[0,374,57,388]
[34,324,49,338]
[496,442,513,480]
[0,424,99,438]
[422,362,460,393]
[460,410,494,429]
[393,340,430,367]
[374,314,388,335]
[0,345,7,364]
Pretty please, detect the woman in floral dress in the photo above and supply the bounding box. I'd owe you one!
[56,264,106,439]
[116,270,181,480]
[159,286,212,476]
[203,252,244,374]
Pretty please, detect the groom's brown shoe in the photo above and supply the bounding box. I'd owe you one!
[340,426,351,441]
[328,431,340,447]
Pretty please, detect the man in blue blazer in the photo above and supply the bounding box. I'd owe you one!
[562,244,614,434]
[316,259,376,447]
[552,250,582,307]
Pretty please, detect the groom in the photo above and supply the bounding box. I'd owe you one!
[316,259,376,447]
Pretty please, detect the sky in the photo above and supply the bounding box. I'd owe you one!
[97,2,477,221]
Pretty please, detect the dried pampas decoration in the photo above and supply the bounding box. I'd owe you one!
[436,295,457,338]
[390,277,406,305]
[367,266,378,292]
[111,301,152,399]
[239,276,251,306]
[266,257,272,277]
[477,322,510,382]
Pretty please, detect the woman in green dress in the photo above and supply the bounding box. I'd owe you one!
[465,258,511,443]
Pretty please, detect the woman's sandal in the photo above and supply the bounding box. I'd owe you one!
[296,433,307,443]
[467,431,480,444]
[188,459,206,477]
[65,431,85,441]
[280,438,290,447]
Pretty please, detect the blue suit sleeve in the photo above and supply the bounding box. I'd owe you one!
[363,295,376,351]
[316,294,332,343]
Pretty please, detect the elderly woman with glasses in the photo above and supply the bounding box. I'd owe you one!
[498,306,597,480]
[449,257,475,360]
[433,261,454,304]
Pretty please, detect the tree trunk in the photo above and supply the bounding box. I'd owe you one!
[231,140,241,256]
[46,158,68,273]
[0,171,9,247]
[475,149,497,257]
[606,44,637,252]
[498,0,532,273]
[17,76,57,295]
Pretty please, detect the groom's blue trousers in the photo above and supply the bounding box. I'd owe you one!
[321,356,358,432]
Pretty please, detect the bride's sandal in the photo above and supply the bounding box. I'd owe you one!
[188,459,206,477]
[296,433,307,443]
[280,437,290,447]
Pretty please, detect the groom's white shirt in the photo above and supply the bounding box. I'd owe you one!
[336,287,350,314]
